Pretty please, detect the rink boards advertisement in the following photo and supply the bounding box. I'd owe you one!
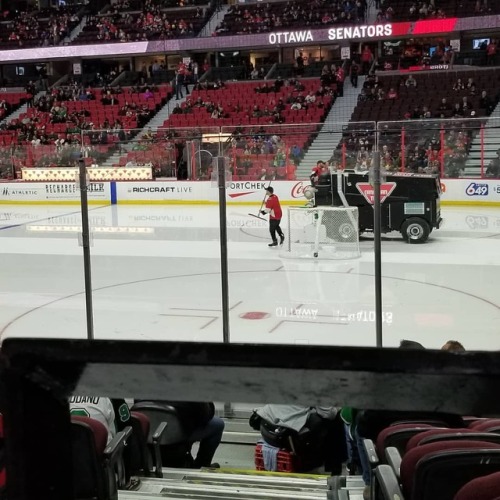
[2,179,500,205]
[115,180,307,204]
[0,182,110,204]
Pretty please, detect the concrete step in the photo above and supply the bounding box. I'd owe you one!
[221,431,260,445]
[223,419,253,432]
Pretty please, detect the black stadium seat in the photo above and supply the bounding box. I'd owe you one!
[71,416,131,500]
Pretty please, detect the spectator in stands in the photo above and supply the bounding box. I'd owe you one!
[360,46,373,75]
[487,39,497,65]
[304,91,316,105]
[441,340,466,352]
[335,65,345,97]
[453,102,464,118]
[480,90,494,115]
[387,87,398,99]
[175,70,184,99]
[405,74,417,88]
[453,78,465,91]
[296,51,305,76]
[350,61,359,88]
[69,396,116,444]
[155,401,224,468]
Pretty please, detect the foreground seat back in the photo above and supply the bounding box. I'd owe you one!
[454,470,500,500]
[406,428,481,452]
[126,412,152,477]
[376,423,435,460]
[470,419,500,433]
[418,431,500,448]
[130,402,187,445]
[130,402,192,468]
[71,416,111,500]
[401,440,500,500]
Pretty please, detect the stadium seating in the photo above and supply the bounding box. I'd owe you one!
[400,441,500,499]
[0,85,172,174]
[375,423,436,459]
[454,471,500,500]
[0,8,81,49]
[71,416,131,500]
[470,419,500,433]
[131,401,194,468]
[381,0,500,22]
[109,79,331,178]
[214,0,367,37]
[73,6,211,44]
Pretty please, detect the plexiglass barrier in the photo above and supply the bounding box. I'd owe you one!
[0,119,499,351]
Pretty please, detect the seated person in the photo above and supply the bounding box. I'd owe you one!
[146,401,224,468]
[69,396,116,443]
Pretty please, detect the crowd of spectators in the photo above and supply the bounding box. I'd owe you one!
[356,73,498,120]
[341,68,500,177]
[81,0,209,43]
[377,0,497,22]
[1,6,81,48]
[214,0,367,36]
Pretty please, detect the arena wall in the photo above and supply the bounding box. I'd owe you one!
[0,179,499,205]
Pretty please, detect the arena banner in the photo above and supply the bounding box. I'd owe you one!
[0,182,111,204]
[2,179,500,205]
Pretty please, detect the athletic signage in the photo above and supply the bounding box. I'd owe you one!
[0,182,109,202]
[356,182,397,204]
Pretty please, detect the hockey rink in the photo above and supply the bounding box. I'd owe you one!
[0,203,499,350]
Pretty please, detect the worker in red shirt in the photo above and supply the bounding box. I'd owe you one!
[310,160,328,186]
[261,186,284,247]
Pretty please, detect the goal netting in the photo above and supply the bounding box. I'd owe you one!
[281,206,361,259]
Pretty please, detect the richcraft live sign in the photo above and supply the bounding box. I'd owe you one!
[268,24,393,44]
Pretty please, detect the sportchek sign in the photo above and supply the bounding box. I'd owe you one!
[356,182,397,204]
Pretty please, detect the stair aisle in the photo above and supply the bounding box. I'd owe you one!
[297,77,365,179]
[463,107,500,177]
[100,91,186,168]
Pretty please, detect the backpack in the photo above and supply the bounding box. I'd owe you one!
[250,409,332,470]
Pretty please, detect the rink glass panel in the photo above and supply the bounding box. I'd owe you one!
[81,127,225,343]
[0,140,91,340]
[1,120,499,349]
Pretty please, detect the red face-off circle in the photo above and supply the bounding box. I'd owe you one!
[239,311,270,320]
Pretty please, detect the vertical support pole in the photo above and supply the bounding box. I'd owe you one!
[440,125,445,177]
[342,141,346,170]
[480,123,485,179]
[372,150,383,348]
[401,126,405,172]
[232,145,237,177]
[217,156,230,344]
[79,159,94,341]
[191,140,196,180]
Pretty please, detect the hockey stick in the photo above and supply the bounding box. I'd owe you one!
[248,182,272,221]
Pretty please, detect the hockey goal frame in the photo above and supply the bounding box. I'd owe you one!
[281,206,361,260]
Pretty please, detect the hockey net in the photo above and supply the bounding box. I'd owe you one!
[281,206,361,259]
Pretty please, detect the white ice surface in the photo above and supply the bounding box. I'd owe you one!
[0,204,499,350]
